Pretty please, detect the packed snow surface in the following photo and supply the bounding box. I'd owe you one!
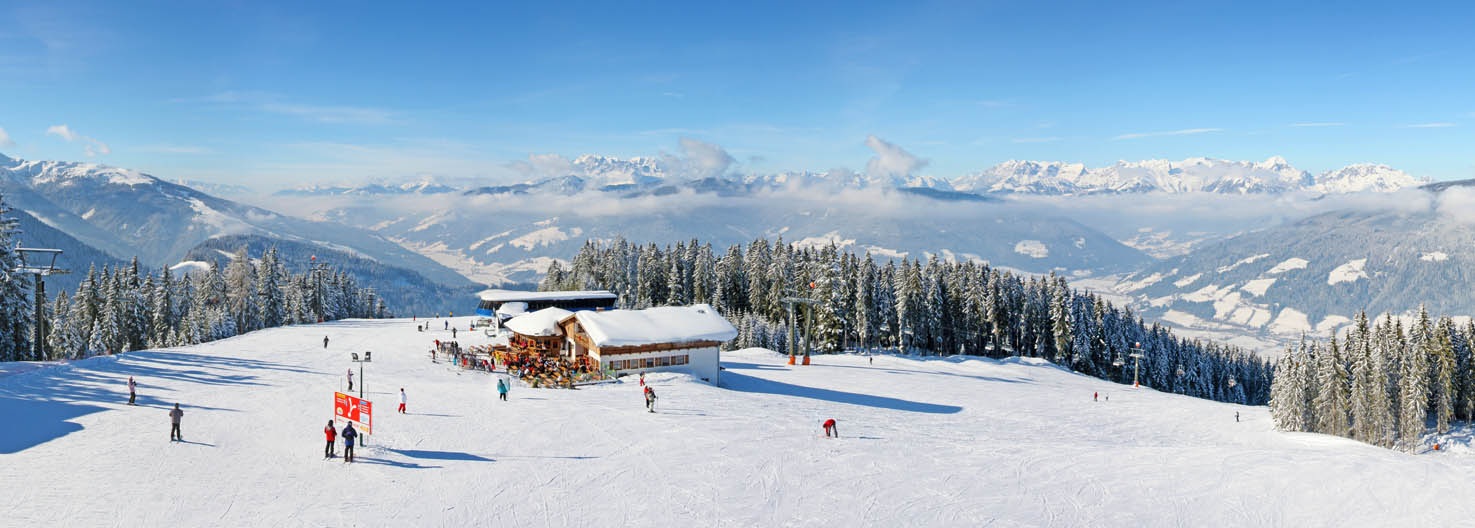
[1421,252,1450,262]
[9,318,1475,525]
[573,304,737,347]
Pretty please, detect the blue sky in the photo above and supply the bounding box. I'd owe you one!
[1,1,1472,188]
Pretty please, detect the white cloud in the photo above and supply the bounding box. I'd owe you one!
[1290,122,1344,127]
[46,124,110,156]
[0,127,13,148]
[671,137,734,179]
[863,135,927,184]
[1112,128,1223,140]
[1403,122,1455,128]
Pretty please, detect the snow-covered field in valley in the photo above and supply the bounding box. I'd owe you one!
[3,318,1472,526]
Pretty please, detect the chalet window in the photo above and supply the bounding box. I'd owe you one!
[674,355,687,365]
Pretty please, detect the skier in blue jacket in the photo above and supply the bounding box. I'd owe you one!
[341,423,358,463]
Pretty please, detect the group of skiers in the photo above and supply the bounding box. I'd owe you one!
[324,420,358,462]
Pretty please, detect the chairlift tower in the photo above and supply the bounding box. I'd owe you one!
[1129,341,1145,388]
[13,248,70,360]
[781,292,821,366]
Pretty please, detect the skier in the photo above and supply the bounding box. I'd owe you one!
[452,327,457,339]
[444,321,449,330]
[341,423,357,463]
[823,418,839,438]
[398,388,407,414]
[1094,392,1098,402]
[497,378,509,401]
[323,336,330,349]
[128,376,137,405]
[1235,411,1240,423]
[346,368,354,391]
[644,386,657,413]
[168,403,183,441]
[639,372,645,387]
[324,420,337,458]
[869,356,873,366]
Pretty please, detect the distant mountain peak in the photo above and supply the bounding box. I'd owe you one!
[952,156,1417,196]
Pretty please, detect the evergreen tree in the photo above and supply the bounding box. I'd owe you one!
[0,193,32,361]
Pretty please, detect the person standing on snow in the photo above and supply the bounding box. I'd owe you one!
[169,403,184,441]
[823,418,839,438]
[398,388,407,414]
[1094,392,1098,402]
[128,376,137,405]
[324,420,337,458]
[1235,412,1240,423]
[341,423,358,463]
[323,336,330,349]
[444,321,448,331]
[497,378,509,401]
[639,372,645,387]
[346,368,354,391]
[452,327,457,339]
[644,386,657,413]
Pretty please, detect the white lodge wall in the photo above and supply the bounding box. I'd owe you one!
[593,346,721,382]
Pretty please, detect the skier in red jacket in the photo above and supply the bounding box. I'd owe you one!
[823,418,838,438]
[324,420,337,458]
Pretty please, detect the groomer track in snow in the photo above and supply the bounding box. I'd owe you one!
[2,317,1472,525]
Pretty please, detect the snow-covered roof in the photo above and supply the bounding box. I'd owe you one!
[569,304,737,348]
[504,307,574,337]
[477,289,617,303]
[497,301,528,318]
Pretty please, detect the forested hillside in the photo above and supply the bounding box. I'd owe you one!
[541,237,1273,405]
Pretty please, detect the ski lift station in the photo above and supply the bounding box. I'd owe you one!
[474,289,618,329]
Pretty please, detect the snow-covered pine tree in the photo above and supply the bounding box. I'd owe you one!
[1270,343,1309,431]
[1432,316,1457,433]
[0,193,32,361]
[1397,308,1432,451]
[854,254,877,353]
[1049,278,1072,366]
[1312,335,1352,437]
[225,247,260,333]
[45,290,75,360]
[255,248,286,329]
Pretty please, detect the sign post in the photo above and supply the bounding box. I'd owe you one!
[334,392,373,439]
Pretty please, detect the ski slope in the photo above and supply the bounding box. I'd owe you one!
[3,317,1472,526]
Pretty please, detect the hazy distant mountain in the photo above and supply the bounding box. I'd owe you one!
[1116,198,1475,340]
[951,157,1428,196]
[274,177,459,197]
[0,153,475,288]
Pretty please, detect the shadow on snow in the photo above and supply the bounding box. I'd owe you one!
[719,369,964,414]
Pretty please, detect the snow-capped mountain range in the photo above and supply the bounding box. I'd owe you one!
[274,154,1428,198]
[951,157,1428,196]
[0,153,475,290]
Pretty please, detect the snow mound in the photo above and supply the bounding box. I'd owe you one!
[1421,252,1449,262]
